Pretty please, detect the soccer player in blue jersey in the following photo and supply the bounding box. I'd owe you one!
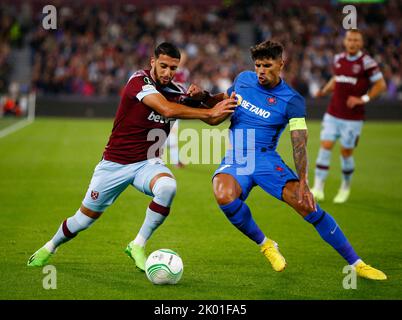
[191,40,386,280]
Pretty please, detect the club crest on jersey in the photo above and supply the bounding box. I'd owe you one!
[267,96,277,105]
[352,64,361,74]
[91,190,99,200]
[143,76,153,85]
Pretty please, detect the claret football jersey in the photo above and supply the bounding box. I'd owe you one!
[103,70,186,164]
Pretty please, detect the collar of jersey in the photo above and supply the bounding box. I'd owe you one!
[144,69,184,94]
[255,77,284,93]
[346,51,363,61]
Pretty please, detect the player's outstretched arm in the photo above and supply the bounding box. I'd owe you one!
[187,84,228,108]
[186,84,233,125]
[142,92,236,121]
[315,76,335,97]
[290,127,316,212]
[201,92,236,126]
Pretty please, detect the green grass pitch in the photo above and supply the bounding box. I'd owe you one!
[0,117,401,300]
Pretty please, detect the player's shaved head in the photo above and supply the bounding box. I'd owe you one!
[154,42,181,60]
[250,40,283,61]
[344,29,364,55]
[346,29,363,37]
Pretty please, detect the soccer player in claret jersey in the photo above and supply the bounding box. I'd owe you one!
[191,40,386,280]
[311,29,387,203]
[27,42,236,270]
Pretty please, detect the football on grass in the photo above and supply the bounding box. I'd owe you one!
[145,249,183,285]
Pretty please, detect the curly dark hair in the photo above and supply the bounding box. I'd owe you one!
[154,42,181,59]
[250,40,283,61]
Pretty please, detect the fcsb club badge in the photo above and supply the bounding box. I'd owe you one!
[91,190,99,200]
[267,96,277,105]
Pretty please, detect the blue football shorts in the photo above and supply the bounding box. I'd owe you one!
[320,113,363,149]
[213,149,299,201]
[82,158,173,212]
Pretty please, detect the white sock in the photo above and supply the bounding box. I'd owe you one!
[340,180,351,190]
[352,259,363,266]
[133,207,166,247]
[44,241,57,253]
[49,209,96,251]
[313,178,325,192]
[133,234,146,247]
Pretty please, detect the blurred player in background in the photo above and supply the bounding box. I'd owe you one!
[311,29,387,203]
[165,52,190,168]
[191,40,386,280]
[27,42,236,270]
[165,120,185,168]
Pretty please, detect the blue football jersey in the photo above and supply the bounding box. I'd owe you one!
[227,71,306,152]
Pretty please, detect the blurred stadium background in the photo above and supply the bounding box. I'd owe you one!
[1,0,401,120]
[1,0,401,300]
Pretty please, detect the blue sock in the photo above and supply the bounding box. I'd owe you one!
[220,198,265,244]
[304,205,360,265]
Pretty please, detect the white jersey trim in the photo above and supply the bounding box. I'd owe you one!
[369,72,383,83]
[363,54,378,70]
[136,85,160,101]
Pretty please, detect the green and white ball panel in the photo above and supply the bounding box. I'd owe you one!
[145,249,183,285]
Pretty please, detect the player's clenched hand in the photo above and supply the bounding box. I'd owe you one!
[208,92,237,118]
[346,96,363,109]
[187,84,206,100]
[298,180,316,212]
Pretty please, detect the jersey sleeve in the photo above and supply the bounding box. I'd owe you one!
[286,94,307,131]
[227,73,241,96]
[227,84,235,96]
[363,55,383,83]
[286,94,306,120]
[126,76,160,100]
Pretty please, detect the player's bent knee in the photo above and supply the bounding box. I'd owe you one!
[152,176,177,207]
[213,176,238,206]
[214,191,237,206]
[321,140,335,150]
[340,148,354,157]
[80,205,102,219]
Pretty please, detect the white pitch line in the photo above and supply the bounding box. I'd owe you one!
[0,119,34,139]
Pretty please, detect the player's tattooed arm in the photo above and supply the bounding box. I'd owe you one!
[290,129,316,211]
[291,129,308,182]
